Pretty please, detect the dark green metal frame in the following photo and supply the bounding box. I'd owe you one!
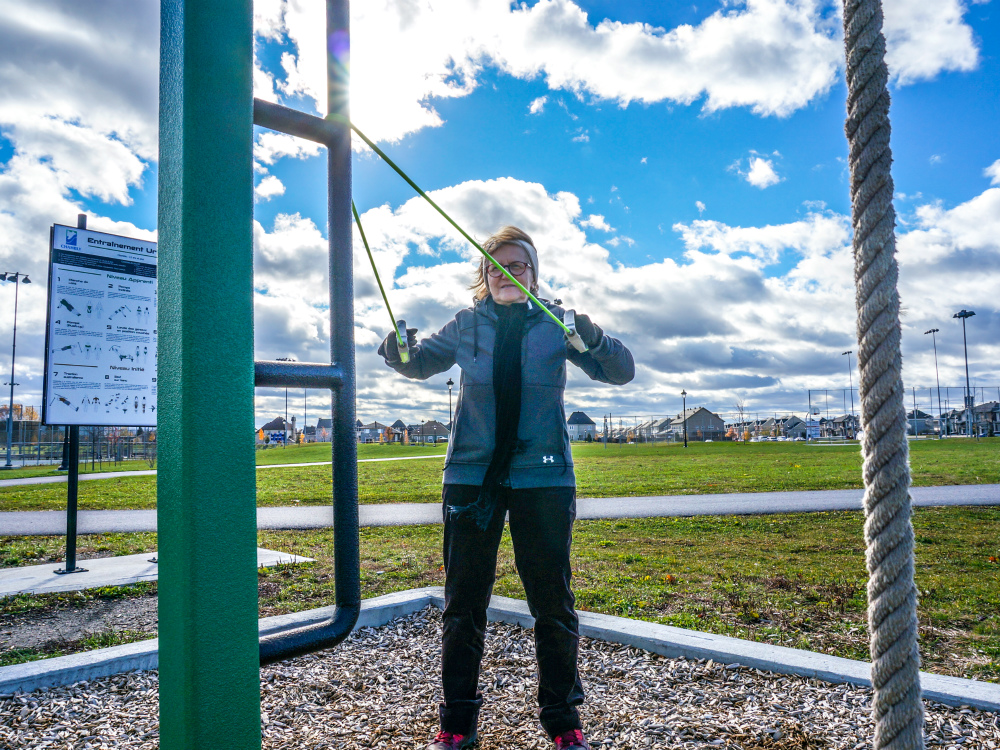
[158,1,359,746]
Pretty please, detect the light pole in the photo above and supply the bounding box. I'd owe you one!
[681,389,688,448]
[842,350,855,437]
[952,310,975,437]
[2,271,30,469]
[924,329,944,438]
[446,378,454,433]
[276,356,295,446]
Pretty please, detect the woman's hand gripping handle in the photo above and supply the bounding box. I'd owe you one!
[563,310,604,353]
[383,322,417,364]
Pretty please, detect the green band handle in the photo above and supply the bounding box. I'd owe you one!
[352,201,408,363]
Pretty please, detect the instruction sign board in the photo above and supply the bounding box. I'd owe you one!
[805,419,821,439]
[42,225,157,427]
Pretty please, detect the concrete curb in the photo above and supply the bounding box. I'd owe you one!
[2,586,997,713]
[469,593,1000,712]
[0,588,435,695]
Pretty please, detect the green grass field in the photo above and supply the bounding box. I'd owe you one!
[3,506,998,680]
[0,441,446,481]
[0,438,995,512]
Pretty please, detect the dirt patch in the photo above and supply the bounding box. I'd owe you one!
[0,580,288,660]
[1,595,157,653]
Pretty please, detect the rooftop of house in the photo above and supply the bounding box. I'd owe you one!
[260,416,289,431]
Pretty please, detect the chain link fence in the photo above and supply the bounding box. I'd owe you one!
[0,406,156,468]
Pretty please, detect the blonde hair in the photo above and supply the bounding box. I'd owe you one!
[469,226,539,301]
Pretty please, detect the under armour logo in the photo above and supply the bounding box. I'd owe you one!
[542,455,555,464]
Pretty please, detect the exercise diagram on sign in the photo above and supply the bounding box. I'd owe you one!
[42,224,158,427]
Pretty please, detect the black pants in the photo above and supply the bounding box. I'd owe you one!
[439,484,584,739]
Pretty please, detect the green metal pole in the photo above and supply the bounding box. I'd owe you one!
[158,2,260,748]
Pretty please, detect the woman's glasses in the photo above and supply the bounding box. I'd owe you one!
[486,261,532,278]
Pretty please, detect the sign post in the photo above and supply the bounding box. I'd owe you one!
[43,216,157,574]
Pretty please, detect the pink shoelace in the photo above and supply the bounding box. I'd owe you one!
[554,729,586,749]
[434,731,466,747]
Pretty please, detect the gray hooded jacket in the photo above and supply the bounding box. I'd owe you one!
[379,297,634,488]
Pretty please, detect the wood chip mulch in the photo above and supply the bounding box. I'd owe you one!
[1,607,997,749]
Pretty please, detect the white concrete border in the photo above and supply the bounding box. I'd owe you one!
[2,586,997,713]
[0,548,314,598]
[0,588,432,695]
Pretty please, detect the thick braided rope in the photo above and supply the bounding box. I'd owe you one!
[842,1,924,748]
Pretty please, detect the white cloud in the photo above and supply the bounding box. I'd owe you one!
[985,160,1000,186]
[730,153,782,189]
[263,0,981,144]
[607,236,636,248]
[571,129,590,143]
[4,118,146,205]
[0,1,160,159]
[314,175,999,419]
[334,177,861,416]
[673,211,849,264]
[641,157,648,165]
[272,0,843,144]
[746,157,781,188]
[528,96,548,114]
[929,154,943,165]
[254,132,323,166]
[255,175,286,201]
[882,0,979,84]
[580,214,614,232]
[696,201,706,213]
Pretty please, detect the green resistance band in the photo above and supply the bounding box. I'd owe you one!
[352,201,409,364]
[329,113,572,337]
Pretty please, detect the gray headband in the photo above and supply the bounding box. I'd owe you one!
[484,239,539,290]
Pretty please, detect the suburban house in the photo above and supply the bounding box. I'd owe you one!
[973,401,1000,436]
[258,416,294,445]
[566,411,597,441]
[905,409,934,436]
[410,420,450,444]
[829,414,860,438]
[941,401,1000,436]
[779,415,807,438]
[649,416,674,440]
[385,419,407,443]
[726,418,769,439]
[312,417,332,442]
[358,421,390,443]
[669,407,726,441]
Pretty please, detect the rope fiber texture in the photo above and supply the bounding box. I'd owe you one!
[842,1,925,747]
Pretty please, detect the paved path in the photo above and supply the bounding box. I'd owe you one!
[1,484,996,536]
[0,454,445,488]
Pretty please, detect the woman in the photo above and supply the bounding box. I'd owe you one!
[379,226,634,750]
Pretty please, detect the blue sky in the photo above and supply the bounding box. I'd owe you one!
[0,0,997,428]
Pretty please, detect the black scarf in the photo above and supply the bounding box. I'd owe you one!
[451,301,527,529]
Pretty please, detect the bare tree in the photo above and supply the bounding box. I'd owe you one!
[733,396,748,444]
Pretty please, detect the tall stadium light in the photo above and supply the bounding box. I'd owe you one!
[952,310,976,437]
[276,356,296,445]
[924,329,944,438]
[681,389,688,448]
[2,272,30,469]
[842,350,855,437]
